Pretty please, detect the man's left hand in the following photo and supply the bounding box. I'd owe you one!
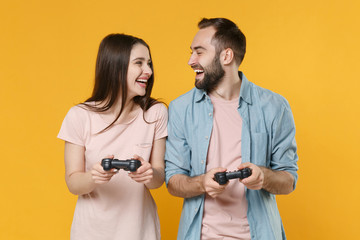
[237,162,264,190]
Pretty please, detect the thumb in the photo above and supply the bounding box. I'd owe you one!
[237,162,251,170]
[211,167,227,173]
[133,154,145,162]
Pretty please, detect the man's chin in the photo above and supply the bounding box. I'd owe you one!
[195,79,205,90]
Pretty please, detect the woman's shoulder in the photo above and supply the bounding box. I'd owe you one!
[67,103,90,116]
[144,102,168,121]
[148,102,168,114]
[63,103,100,124]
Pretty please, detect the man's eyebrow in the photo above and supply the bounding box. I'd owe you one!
[190,46,207,51]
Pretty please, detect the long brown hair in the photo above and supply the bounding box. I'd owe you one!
[82,33,158,132]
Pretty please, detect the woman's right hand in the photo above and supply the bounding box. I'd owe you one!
[91,156,118,184]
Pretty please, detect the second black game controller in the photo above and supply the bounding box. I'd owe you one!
[214,168,252,185]
[101,158,141,172]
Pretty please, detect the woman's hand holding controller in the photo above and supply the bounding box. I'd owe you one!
[128,155,153,184]
[91,155,118,184]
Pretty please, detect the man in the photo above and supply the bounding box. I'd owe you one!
[165,18,298,240]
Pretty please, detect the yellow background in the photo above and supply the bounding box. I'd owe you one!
[1,0,359,239]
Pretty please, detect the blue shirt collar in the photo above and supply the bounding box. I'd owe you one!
[239,71,252,105]
[194,89,207,102]
[194,71,252,105]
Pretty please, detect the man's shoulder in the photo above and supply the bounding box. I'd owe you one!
[251,82,291,110]
[247,80,295,130]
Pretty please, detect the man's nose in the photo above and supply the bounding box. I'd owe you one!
[188,54,197,66]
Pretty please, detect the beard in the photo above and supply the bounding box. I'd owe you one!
[194,54,225,93]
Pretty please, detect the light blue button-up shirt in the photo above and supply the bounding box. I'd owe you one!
[165,72,298,240]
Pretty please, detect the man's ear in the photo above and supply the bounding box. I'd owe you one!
[222,48,234,65]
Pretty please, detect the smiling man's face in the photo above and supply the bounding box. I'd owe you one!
[188,26,224,92]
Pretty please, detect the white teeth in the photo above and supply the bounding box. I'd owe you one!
[194,69,204,73]
[136,79,147,83]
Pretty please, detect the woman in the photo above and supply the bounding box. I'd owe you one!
[58,34,167,240]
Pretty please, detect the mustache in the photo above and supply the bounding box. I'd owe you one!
[192,64,204,70]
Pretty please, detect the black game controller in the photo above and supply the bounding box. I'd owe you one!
[214,168,252,185]
[101,158,141,172]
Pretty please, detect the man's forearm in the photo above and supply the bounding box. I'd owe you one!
[167,174,205,198]
[260,167,295,194]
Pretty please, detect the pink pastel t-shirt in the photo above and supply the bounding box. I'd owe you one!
[58,102,168,240]
[201,94,251,240]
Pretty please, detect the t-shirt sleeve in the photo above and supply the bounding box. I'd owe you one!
[154,103,168,140]
[57,106,86,146]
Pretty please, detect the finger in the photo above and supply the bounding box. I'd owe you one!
[106,171,118,177]
[207,180,223,188]
[208,193,217,198]
[139,164,152,173]
[93,163,108,174]
[216,181,229,188]
[94,170,117,177]
[136,164,152,174]
[205,183,227,194]
[129,173,152,180]
[209,167,227,174]
[129,171,153,180]
[241,176,263,188]
[91,169,104,177]
[241,175,259,185]
[91,169,117,179]
[205,176,225,189]
[93,178,112,184]
[208,189,224,198]
[132,154,145,162]
[98,168,117,176]
[102,168,119,174]
[237,162,252,170]
[130,175,152,183]
[243,183,262,190]
[136,179,151,184]
[92,175,112,182]
[130,175,152,181]
[205,168,226,182]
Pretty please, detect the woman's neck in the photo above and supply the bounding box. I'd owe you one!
[101,97,140,124]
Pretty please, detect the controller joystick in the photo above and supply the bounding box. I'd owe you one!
[214,168,252,185]
[101,158,141,172]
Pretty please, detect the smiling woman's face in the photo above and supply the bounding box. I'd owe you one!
[126,43,153,99]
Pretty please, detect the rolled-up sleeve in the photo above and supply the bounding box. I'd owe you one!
[271,101,299,189]
[165,102,192,185]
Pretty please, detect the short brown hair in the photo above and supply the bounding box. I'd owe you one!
[198,18,246,65]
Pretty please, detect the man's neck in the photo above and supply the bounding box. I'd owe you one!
[211,70,241,101]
